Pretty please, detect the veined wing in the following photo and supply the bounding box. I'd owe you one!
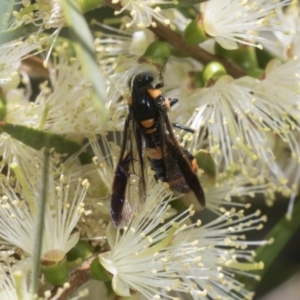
[110,115,147,228]
[159,109,205,207]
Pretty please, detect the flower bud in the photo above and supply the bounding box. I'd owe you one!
[67,240,93,262]
[202,62,227,86]
[41,249,68,286]
[215,43,259,71]
[255,47,274,69]
[194,149,217,184]
[90,257,112,282]
[138,40,171,70]
[183,14,208,45]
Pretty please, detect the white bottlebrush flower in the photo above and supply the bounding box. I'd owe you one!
[200,0,290,50]
[11,1,66,65]
[99,183,267,299]
[260,2,300,60]
[0,134,43,179]
[93,20,156,76]
[89,135,118,192]
[0,260,87,300]
[0,80,45,178]
[205,172,275,214]
[13,0,65,30]
[256,58,300,215]
[0,164,89,261]
[186,75,292,188]
[34,52,107,137]
[113,0,177,28]
[0,36,45,91]
[63,161,111,247]
[259,58,300,121]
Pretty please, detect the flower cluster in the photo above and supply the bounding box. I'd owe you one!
[0,0,299,300]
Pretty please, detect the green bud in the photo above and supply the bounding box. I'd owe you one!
[255,47,275,69]
[0,91,6,121]
[183,15,207,45]
[41,250,68,286]
[215,43,259,71]
[194,149,217,184]
[138,40,171,70]
[67,240,93,262]
[90,258,112,282]
[202,62,227,86]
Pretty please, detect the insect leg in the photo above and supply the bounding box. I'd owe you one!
[169,98,178,107]
[172,123,195,133]
[156,56,168,88]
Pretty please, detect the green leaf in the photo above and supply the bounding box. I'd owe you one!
[62,0,108,123]
[0,23,38,43]
[242,199,300,291]
[31,149,50,293]
[0,122,92,164]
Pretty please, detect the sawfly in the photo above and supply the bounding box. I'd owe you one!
[111,72,205,228]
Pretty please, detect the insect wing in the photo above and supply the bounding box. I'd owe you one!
[160,110,205,207]
[111,116,147,228]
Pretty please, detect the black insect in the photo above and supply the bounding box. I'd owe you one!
[110,73,205,228]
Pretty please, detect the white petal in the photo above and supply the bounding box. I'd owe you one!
[215,37,238,50]
[265,58,282,74]
[129,31,150,56]
[105,222,117,249]
[112,273,131,297]
[99,251,117,275]
[65,232,80,253]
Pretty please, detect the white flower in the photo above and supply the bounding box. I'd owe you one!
[186,75,292,187]
[11,1,67,66]
[14,0,65,30]
[261,2,300,59]
[206,172,275,214]
[99,184,267,299]
[93,20,156,76]
[34,52,107,136]
[0,36,45,91]
[0,164,89,260]
[255,58,300,216]
[0,260,87,300]
[113,0,177,28]
[201,0,290,50]
[0,134,43,178]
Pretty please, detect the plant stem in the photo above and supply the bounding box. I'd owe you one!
[50,256,96,300]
